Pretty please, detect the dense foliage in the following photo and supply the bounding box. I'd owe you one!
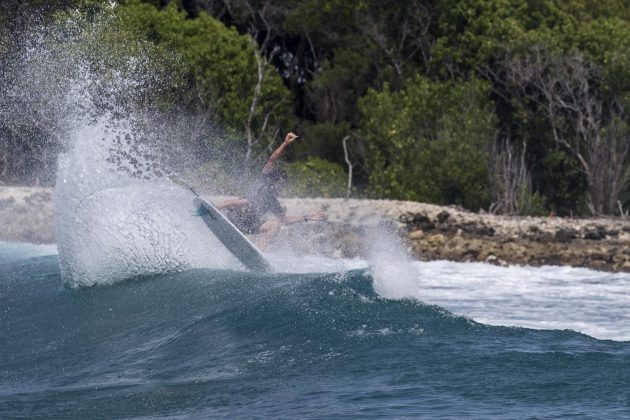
[359,76,496,209]
[1,0,630,216]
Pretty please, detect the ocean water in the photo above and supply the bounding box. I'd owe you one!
[2,242,630,418]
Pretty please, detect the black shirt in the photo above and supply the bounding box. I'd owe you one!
[246,174,285,219]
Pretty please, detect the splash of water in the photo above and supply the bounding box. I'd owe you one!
[54,119,241,287]
[364,225,420,299]
[6,4,424,288]
[3,7,243,287]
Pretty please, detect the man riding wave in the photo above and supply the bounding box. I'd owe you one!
[217,132,326,249]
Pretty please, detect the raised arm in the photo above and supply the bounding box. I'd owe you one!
[262,132,298,174]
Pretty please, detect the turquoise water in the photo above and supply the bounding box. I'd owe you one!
[2,244,630,418]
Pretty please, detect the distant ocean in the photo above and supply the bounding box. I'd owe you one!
[2,242,630,418]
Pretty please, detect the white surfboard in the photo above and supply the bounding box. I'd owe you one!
[193,197,274,273]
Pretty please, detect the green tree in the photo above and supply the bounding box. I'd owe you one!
[359,76,496,210]
[115,1,295,159]
[574,17,630,105]
[431,0,530,75]
[496,14,630,215]
[285,157,347,198]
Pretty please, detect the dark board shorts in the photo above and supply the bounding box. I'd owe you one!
[226,206,263,234]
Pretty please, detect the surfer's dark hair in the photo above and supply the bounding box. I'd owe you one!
[265,167,288,182]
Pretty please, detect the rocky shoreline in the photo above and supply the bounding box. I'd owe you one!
[1,186,629,272]
[279,197,630,272]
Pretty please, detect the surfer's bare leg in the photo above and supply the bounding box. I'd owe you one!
[258,218,281,250]
[217,198,248,210]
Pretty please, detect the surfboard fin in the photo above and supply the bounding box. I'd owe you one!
[190,206,207,217]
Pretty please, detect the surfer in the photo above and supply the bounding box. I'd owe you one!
[217,132,326,249]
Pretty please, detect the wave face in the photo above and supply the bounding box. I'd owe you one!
[2,247,630,419]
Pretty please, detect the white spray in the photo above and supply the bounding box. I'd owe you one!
[6,9,241,287]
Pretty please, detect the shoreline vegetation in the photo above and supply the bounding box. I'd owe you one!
[3,1,630,223]
[2,186,628,273]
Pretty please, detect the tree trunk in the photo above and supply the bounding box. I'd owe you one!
[342,135,352,197]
